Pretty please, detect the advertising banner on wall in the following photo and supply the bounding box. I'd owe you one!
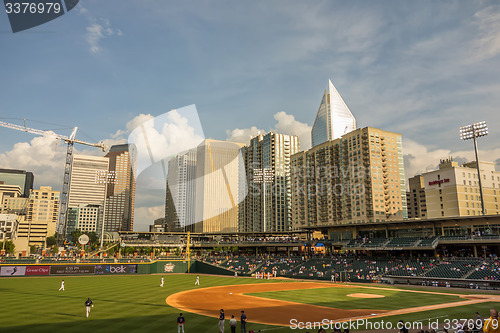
[50,265,95,275]
[0,266,26,276]
[95,264,138,275]
[25,266,50,276]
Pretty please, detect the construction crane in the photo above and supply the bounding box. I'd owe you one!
[0,119,106,245]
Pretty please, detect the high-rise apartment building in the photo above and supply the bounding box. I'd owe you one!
[422,159,500,218]
[239,132,299,232]
[0,168,34,197]
[406,175,427,219]
[17,186,59,247]
[311,80,356,147]
[104,144,136,232]
[0,182,28,214]
[65,154,108,235]
[191,140,245,233]
[165,148,196,230]
[292,127,407,229]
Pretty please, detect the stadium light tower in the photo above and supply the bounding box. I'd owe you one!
[460,121,488,215]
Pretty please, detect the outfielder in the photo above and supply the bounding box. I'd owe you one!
[195,275,200,285]
[85,298,94,318]
[59,280,65,291]
[160,276,164,287]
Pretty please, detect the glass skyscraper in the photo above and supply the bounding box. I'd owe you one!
[311,79,356,147]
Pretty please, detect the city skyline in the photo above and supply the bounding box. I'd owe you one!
[1,1,500,231]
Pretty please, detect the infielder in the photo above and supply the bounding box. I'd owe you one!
[85,298,94,318]
[59,280,65,291]
[195,275,200,285]
[160,276,164,287]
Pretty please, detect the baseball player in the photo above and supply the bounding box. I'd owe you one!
[195,275,200,285]
[240,310,247,333]
[85,298,94,318]
[219,308,225,333]
[59,280,65,291]
[177,313,185,333]
[160,276,164,287]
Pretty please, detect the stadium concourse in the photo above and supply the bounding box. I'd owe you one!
[3,215,500,289]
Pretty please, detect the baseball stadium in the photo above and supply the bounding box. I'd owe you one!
[2,214,500,333]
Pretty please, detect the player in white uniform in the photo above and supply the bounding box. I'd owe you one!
[59,280,65,291]
[160,276,164,287]
[195,275,200,285]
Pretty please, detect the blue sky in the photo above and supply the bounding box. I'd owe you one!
[1,0,500,230]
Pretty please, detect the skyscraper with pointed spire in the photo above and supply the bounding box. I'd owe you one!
[311,79,356,147]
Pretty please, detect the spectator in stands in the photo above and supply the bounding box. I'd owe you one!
[483,308,500,333]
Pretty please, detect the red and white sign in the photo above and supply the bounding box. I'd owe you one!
[25,266,50,276]
[429,179,450,186]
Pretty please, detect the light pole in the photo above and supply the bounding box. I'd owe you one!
[253,167,274,232]
[460,121,488,215]
[95,169,117,256]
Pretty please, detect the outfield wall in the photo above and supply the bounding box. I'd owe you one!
[0,260,235,277]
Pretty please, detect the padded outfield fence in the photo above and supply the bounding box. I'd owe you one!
[0,259,235,277]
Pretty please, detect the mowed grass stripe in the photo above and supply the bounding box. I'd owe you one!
[0,275,287,333]
[248,286,464,310]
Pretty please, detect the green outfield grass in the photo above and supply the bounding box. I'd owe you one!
[1,275,499,333]
[249,285,464,310]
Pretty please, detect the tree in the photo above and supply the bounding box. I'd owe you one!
[46,236,57,247]
[88,232,99,246]
[1,240,15,255]
[70,229,82,244]
[30,245,37,254]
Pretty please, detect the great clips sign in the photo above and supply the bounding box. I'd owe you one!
[429,179,450,186]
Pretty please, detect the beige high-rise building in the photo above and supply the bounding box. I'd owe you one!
[291,127,407,229]
[239,132,300,232]
[17,186,59,247]
[422,159,500,218]
[191,139,245,233]
[104,144,136,232]
[66,154,108,235]
[406,175,427,219]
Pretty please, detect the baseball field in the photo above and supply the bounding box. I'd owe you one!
[1,274,500,332]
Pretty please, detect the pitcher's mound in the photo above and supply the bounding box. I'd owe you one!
[347,293,385,299]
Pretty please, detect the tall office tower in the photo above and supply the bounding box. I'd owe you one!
[239,132,299,232]
[311,79,356,147]
[406,175,427,219]
[292,127,407,232]
[0,181,28,214]
[421,159,500,218]
[165,148,196,231]
[104,144,136,232]
[65,154,108,235]
[191,139,245,233]
[0,168,34,197]
[17,186,60,247]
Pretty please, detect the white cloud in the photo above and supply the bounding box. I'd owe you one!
[273,111,312,150]
[471,5,500,61]
[226,126,263,144]
[403,138,500,181]
[0,134,66,190]
[133,205,164,231]
[226,111,312,150]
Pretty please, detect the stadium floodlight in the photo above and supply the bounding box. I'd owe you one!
[459,121,488,215]
[253,168,274,232]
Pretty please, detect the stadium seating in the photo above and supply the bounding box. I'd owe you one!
[387,260,434,277]
[423,259,480,279]
[466,260,500,280]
